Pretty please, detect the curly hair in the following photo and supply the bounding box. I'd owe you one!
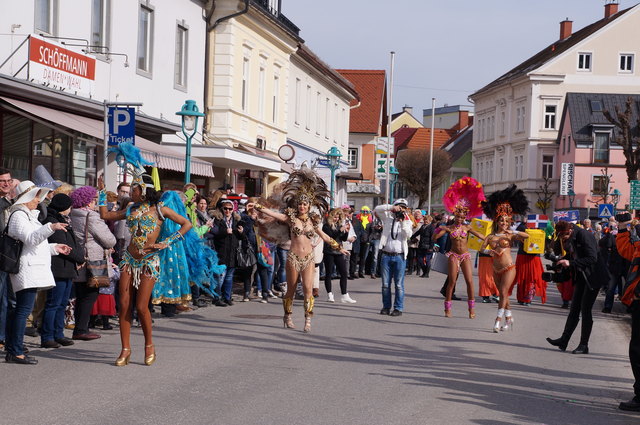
[70,186,97,208]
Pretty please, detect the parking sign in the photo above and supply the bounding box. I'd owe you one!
[108,107,135,146]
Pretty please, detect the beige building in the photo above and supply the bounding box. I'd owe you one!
[470,2,640,211]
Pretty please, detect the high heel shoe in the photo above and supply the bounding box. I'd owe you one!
[283,314,295,329]
[303,317,311,333]
[144,344,156,366]
[503,315,514,331]
[115,348,131,366]
[493,318,501,333]
[444,301,452,318]
[468,300,476,319]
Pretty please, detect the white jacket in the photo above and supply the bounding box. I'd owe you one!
[7,206,57,292]
[374,204,414,260]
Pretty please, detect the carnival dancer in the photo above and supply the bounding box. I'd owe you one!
[512,217,546,305]
[480,185,529,332]
[249,165,348,333]
[433,177,486,318]
[99,142,223,366]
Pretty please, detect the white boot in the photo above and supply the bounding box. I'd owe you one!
[327,292,335,303]
[341,293,357,303]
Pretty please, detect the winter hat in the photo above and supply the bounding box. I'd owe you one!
[49,193,73,212]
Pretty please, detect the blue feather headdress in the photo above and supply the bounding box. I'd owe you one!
[108,142,154,190]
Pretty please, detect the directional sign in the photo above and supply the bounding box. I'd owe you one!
[317,159,330,167]
[598,203,614,218]
[631,180,640,209]
[375,157,395,179]
[376,137,394,155]
[107,107,135,146]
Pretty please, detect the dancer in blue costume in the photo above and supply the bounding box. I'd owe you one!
[99,142,223,367]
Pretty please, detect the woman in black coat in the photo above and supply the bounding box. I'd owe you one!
[322,208,350,303]
[40,194,85,349]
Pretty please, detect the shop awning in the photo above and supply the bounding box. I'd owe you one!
[163,142,283,172]
[0,96,214,177]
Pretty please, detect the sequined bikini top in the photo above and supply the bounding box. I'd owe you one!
[489,234,511,249]
[286,208,318,239]
[450,226,468,240]
[126,203,163,254]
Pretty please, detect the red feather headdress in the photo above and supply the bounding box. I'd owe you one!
[443,177,486,219]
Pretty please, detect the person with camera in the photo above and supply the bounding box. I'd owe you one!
[374,199,415,316]
[612,212,640,411]
[546,219,603,355]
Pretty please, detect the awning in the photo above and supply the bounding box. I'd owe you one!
[162,142,283,172]
[0,96,214,177]
[337,171,364,180]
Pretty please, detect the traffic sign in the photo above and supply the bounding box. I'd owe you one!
[375,157,394,179]
[108,107,135,146]
[317,159,330,167]
[598,203,614,218]
[631,180,640,209]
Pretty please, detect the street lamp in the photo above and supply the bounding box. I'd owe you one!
[326,147,342,208]
[389,166,399,204]
[610,188,621,212]
[176,100,205,184]
[568,189,576,209]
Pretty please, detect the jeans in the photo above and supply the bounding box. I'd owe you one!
[5,288,37,356]
[381,253,406,311]
[274,247,288,285]
[0,270,9,341]
[255,264,273,294]
[220,267,235,301]
[41,279,73,343]
[604,273,625,310]
[368,239,381,275]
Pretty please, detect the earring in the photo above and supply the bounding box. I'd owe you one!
[141,195,146,201]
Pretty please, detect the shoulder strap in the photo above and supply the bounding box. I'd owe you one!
[83,212,91,260]
[3,209,29,235]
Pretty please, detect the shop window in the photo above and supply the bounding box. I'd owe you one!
[1,113,31,181]
[31,122,54,178]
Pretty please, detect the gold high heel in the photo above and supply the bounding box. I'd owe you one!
[115,348,131,366]
[283,298,295,329]
[283,314,295,329]
[303,317,311,333]
[144,344,156,366]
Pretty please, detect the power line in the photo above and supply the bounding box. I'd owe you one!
[395,84,475,93]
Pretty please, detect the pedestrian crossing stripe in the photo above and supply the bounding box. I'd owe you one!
[599,204,613,218]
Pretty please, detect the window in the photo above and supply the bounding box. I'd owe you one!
[315,92,321,135]
[490,116,495,139]
[272,74,279,123]
[594,131,610,163]
[324,98,329,139]
[542,155,554,178]
[488,160,493,183]
[590,100,603,112]
[347,148,358,169]
[499,158,504,181]
[137,4,153,74]
[515,154,524,179]
[305,85,311,130]
[592,175,608,194]
[91,0,110,51]
[256,137,265,150]
[35,0,56,34]
[500,111,506,136]
[544,105,557,129]
[242,58,250,112]
[562,136,566,155]
[174,24,188,88]
[567,135,571,153]
[620,54,634,72]
[333,103,338,141]
[516,106,525,133]
[258,66,265,119]
[294,78,301,125]
[578,52,592,71]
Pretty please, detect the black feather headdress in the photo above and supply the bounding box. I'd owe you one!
[482,184,529,220]
[281,164,330,217]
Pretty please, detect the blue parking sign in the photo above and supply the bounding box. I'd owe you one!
[108,107,135,146]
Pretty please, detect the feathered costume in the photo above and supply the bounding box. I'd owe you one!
[481,184,529,220]
[110,142,224,304]
[443,176,486,218]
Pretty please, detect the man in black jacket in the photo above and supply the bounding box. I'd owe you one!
[0,167,12,349]
[546,220,602,354]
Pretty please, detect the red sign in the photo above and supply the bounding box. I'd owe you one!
[29,35,96,80]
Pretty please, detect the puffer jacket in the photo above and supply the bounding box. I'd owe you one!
[7,205,57,292]
[69,208,116,271]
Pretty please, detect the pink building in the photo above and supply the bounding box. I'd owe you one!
[556,92,636,214]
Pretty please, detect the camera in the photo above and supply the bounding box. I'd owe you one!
[395,211,406,220]
[541,252,571,283]
[615,212,631,223]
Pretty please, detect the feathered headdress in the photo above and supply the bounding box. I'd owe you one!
[442,176,486,219]
[482,184,529,220]
[281,164,330,217]
[109,142,154,191]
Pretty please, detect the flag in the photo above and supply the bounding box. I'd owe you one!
[527,214,548,229]
[151,167,161,191]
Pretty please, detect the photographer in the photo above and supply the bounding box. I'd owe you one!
[546,220,604,355]
[613,212,640,412]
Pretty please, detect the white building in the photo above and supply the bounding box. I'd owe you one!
[469,2,640,211]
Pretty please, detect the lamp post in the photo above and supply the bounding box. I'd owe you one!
[389,166,399,204]
[176,100,205,184]
[326,147,342,208]
[610,188,621,212]
[568,189,576,209]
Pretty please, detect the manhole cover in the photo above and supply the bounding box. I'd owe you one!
[232,314,282,320]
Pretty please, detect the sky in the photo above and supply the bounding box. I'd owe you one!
[284,0,628,119]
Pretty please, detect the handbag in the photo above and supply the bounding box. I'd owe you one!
[236,239,257,269]
[81,212,110,288]
[430,251,449,275]
[0,211,25,274]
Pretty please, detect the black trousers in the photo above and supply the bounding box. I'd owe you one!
[630,300,640,398]
[560,281,599,346]
[324,254,348,295]
[73,282,98,335]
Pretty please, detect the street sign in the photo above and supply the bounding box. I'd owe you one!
[598,203,614,218]
[631,180,640,209]
[317,159,330,167]
[376,137,394,155]
[375,157,394,179]
[107,107,135,146]
[559,163,574,196]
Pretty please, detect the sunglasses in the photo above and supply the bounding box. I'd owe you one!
[222,207,233,211]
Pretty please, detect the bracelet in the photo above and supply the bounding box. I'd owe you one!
[328,238,340,250]
[97,190,107,207]
[162,231,184,247]
[254,203,264,211]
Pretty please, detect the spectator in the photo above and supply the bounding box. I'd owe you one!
[411,214,435,278]
[212,199,245,305]
[367,216,383,279]
[5,181,70,364]
[322,208,353,303]
[0,167,13,351]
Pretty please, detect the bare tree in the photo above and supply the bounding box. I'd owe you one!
[588,167,613,206]
[395,149,451,208]
[534,176,555,215]
[603,97,640,182]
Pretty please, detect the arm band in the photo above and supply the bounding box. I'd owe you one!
[328,238,340,250]
[97,190,107,207]
[162,231,184,246]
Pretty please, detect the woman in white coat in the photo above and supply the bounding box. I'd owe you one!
[5,181,70,365]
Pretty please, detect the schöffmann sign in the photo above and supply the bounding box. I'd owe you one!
[28,34,96,94]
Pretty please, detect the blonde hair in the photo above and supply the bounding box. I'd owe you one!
[53,182,74,195]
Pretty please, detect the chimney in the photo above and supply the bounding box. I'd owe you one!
[402,105,413,115]
[458,110,469,129]
[605,1,619,18]
[559,18,573,41]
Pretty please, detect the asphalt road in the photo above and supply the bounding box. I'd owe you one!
[1,271,638,425]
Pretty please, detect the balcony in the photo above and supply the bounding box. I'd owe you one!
[252,0,300,36]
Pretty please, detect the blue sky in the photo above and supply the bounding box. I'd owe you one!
[284,0,628,118]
